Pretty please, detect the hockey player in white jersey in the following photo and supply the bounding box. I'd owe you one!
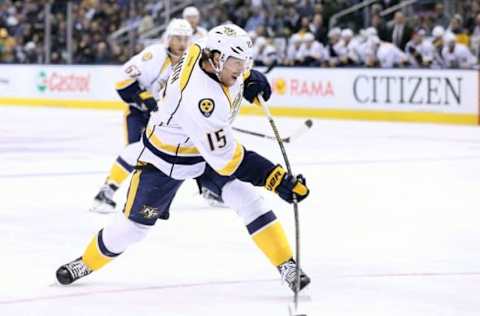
[442,32,478,69]
[366,35,408,68]
[182,6,208,43]
[405,29,435,68]
[56,24,311,293]
[90,19,193,213]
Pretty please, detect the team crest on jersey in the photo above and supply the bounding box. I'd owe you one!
[198,98,215,117]
[140,205,159,219]
[142,52,153,61]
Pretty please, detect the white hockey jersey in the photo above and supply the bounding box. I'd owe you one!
[442,43,477,69]
[139,43,246,180]
[376,42,407,68]
[117,43,173,100]
[404,39,435,68]
[191,26,208,43]
[298,41,325,62]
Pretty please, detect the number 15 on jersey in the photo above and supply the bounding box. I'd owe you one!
[207,129,226,151]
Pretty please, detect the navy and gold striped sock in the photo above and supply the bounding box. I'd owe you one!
[82,229,122,271]
[247,211,293,267]
[106,156,134,188]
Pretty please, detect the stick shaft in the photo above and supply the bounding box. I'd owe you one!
[232,126,277,140]
[255,96,301,308]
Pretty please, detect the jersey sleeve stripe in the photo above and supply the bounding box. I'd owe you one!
[217,142,245,176]
[115,79,136,90]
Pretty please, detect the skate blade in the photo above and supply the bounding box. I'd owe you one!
[289,303,308,316]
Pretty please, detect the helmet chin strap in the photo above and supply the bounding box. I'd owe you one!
[207,52,225,80]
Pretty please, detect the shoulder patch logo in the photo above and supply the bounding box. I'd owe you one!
[198,98,215,117]
[142,52,153,61]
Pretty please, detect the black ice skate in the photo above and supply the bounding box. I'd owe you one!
[90,184,117,213]
[56,257,92,285]
[278,259,311,293]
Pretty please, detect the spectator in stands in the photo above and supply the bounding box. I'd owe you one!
[244,7,266,32]
[309,13,327,45]
[465,1,480,34]
[442,32,477,69]
[0,27,16,63]
[432,3,451,29]
[470,13,480,59]
[138,7,154,34]
[182,6,207,43]
[296,16,311,35]
[283,4,301,34]
[388,11,413,51]
[23,41,41,63]
[371,14,389,42]
[1,0,479,69]
[448,14,470,46]
[93,41,112,64]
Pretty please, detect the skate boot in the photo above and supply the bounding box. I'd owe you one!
[56,257,92,285]
[90,184,117,213]
[200,187,227,208]
[278,259,311,293]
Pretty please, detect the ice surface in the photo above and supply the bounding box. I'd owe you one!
[1,106,480,316]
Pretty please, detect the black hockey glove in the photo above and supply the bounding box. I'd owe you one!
[264,165,309,203]
[243,69,272,103]
[133,91,158,112]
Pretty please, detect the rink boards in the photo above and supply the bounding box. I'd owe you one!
[0,65,478,125]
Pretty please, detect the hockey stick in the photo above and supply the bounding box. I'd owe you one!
[255,95,304,316]
[263,60,278,74]
[232,119,313,143]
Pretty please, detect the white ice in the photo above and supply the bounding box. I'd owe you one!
[1,106,480,316]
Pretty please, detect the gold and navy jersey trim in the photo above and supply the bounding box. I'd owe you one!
[146,127,199,155]
[160,56,172,74]
[149,55,173,86]
[167,44,202,125]
[217,142,244,176]
[180,44,201,92]
[115,79,136,90]
[221,85,233,110]
[116,156,134,173]
[143,132,204,165]
[242,69,251,81]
